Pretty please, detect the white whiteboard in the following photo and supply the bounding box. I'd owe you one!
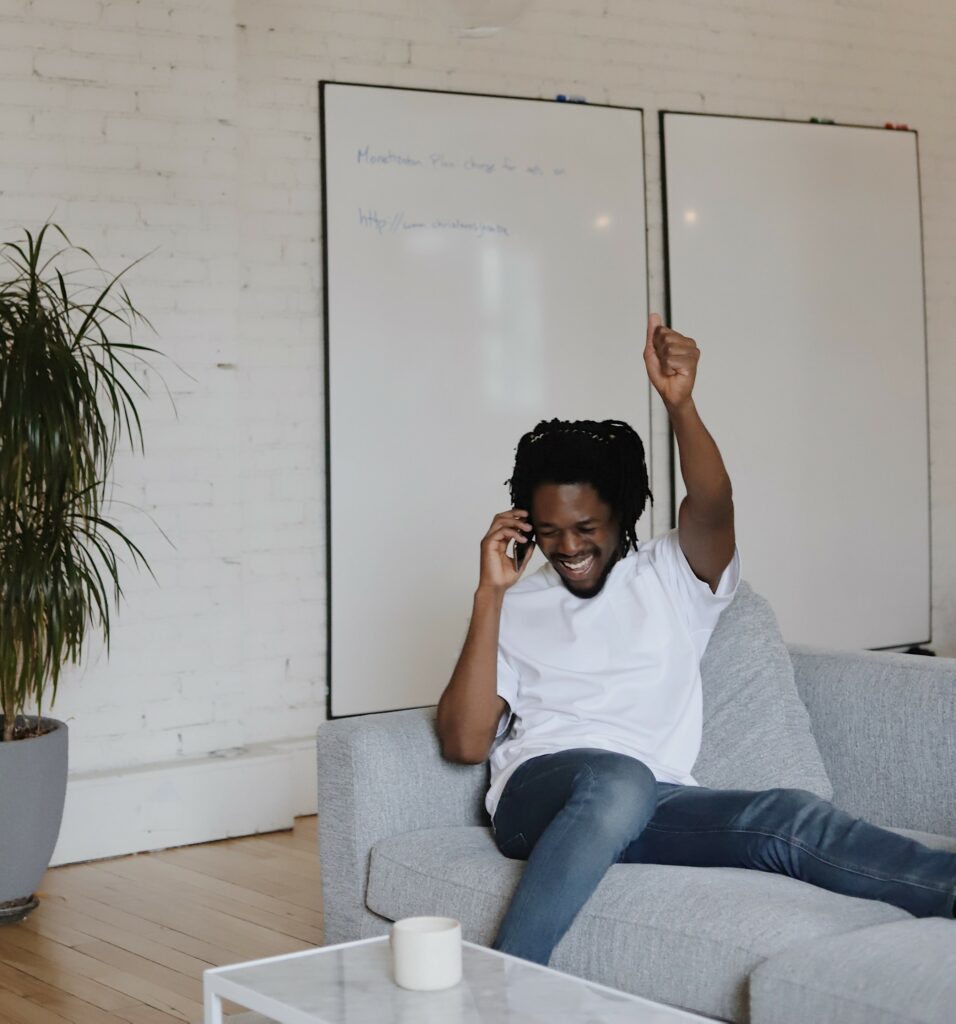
[322,84,650,716]
[663,112,930,649]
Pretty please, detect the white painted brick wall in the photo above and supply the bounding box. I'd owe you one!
[1,0,955,794]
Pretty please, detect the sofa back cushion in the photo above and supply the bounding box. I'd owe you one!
[695,581,833,799]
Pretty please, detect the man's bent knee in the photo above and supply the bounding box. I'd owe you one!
[573,751,658,838]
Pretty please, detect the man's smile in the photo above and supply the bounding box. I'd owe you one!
[555,553,597,579]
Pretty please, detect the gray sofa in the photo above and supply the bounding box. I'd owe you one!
[316,582,956,1023]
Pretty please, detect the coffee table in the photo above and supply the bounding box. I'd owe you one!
[203,936,711,1023]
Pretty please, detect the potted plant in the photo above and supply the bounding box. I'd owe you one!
[0,224,159,922]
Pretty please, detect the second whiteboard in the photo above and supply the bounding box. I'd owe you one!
[663,112,930,649]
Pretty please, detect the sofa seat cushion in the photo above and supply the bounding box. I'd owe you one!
[367,826,909,1023]
[750,918,956,1024]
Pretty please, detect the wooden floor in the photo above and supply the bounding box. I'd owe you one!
[0,816,323,1024]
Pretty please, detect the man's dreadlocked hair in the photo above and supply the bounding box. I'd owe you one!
[506,419,653,555]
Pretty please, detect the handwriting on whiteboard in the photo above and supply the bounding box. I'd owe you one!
[356,145,566,178]
[358,209,510,239]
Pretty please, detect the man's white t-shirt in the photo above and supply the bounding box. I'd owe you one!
[486,529,740,819]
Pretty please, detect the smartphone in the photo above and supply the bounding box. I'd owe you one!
[512,532,534,573]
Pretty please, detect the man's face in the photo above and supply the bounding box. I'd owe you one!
[530,482,622,599]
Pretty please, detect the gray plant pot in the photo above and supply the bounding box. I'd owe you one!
[0,717,69,923]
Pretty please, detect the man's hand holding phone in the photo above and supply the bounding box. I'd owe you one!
[479,509,535,592]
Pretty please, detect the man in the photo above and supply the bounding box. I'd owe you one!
[436,314,956,967]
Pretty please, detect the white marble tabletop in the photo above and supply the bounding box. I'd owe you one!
[204,936,711,1023]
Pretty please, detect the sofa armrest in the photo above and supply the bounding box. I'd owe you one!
[789,645,956,836]
[316,706,488,944]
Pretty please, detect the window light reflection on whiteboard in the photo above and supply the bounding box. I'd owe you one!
[481,243,502,317]
[480,246,544,413]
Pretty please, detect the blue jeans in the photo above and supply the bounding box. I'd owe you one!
[491,748,956,965]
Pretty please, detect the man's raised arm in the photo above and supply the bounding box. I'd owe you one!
[644,313,735,592]
[436,510,533,763]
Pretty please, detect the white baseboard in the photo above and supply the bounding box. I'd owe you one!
[50,735,318,866]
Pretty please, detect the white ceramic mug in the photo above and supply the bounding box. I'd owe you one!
[390,916,462,991]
